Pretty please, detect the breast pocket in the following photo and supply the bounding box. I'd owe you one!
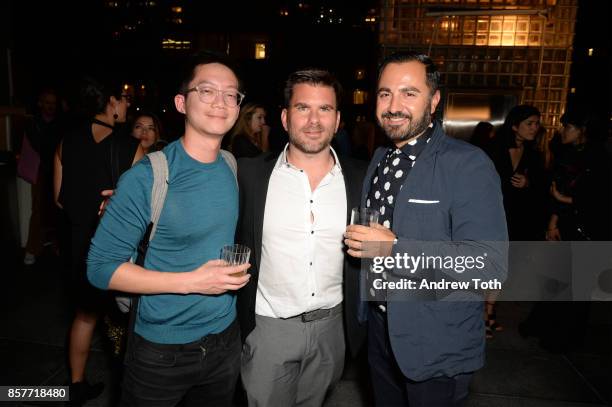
[398,201,450,240]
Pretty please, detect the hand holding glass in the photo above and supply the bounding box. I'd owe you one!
[220,244,251,277]
[351,207,380,226]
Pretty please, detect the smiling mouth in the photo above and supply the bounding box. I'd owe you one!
[384,117,409,125]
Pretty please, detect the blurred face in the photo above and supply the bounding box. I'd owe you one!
[249,108,266,134]
[174,63,240,139]
[38,93,57,119]
[281,83,340,155]
[561,123,583,145]
[376,61,440,147]
[513,115,540,142]
[132,116,158,149]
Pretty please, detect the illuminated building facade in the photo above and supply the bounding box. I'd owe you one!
[379,0,578,138]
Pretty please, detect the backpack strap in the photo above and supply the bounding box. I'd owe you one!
[220,149,237,184]
[125,150,168,360]
[147,151,169,239]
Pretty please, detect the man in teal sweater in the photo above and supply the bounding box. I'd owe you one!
[87,53,250,406]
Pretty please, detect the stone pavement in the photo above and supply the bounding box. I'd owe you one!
[1,251,610,407]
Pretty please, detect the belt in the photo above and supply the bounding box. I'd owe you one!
[285,303,343,323]
[135,319,238,352]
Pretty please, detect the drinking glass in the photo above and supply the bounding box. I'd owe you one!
[220,244,251,277]
[351,207,380,226]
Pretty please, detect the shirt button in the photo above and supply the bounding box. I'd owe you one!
[310,200,313,203]
[310,262,313,266]
[311,231,314,234]
[311,293,315,296]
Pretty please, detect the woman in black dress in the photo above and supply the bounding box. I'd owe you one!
[487,105,547,337]
[53,76,143,405]
[489,105,547,240]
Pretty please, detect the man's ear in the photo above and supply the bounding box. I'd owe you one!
[174,94,186,114]
[280,108,289,132]
[430,90,441,114]
[334,111,341,133]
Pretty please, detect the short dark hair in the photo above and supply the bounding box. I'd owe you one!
[283,69,342,108]
[79,75,124,116]
[378,51,440,95]
[177,51,241,95]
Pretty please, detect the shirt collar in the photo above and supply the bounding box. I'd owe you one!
[276,143,343,175]
[390,121,435,159]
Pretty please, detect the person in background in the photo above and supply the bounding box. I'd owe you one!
[488,104,547,242]
[470,121,495,153]
[22,88,62,265]
[486,105,547,338]
[54,75,143,406]
[519,109,611,353]
[546,109,610,241]
[229,102,269,158]
[131,112,165,154]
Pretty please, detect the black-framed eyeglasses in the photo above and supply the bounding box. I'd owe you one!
[185,84,245,107]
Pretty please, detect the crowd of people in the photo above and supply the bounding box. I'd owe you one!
[15,50,610,407]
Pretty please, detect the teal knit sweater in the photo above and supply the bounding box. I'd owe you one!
[88,139,238,344]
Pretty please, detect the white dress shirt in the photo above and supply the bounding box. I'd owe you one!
[255,144,347,318]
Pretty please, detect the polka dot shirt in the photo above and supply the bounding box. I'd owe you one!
[366,123,434,229]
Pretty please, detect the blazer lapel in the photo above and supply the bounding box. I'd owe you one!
[253,154,278,267]
[338,156,358,223]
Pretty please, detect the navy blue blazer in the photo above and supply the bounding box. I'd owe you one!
[361,122,508,381]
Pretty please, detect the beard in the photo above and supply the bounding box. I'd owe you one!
[289,125,334,155]
[378,108,432,142]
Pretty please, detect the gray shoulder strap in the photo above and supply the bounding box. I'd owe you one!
[147,151,169,240]
[220,149,237,183]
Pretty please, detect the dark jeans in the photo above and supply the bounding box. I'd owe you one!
[368,307,472,407]
[120,319,241,407]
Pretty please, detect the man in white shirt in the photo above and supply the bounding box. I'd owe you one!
[236,69,366,406]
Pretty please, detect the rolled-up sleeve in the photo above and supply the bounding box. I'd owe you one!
[87,159,152,289]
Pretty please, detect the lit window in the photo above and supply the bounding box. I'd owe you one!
[353,89,367,105]
[255,43,266,59]
[588,48,594,56]
[172,6,182,13]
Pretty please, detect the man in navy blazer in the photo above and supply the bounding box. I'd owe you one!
[344,52,507,406]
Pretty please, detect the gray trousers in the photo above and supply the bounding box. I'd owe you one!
[241,309,345,407]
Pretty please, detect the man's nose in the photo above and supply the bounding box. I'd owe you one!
[308,110,320,124]
[389,93,402,113]
[211,90,225,107]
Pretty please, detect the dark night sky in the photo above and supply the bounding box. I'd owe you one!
[4,0,610,123]
[6,1,378,113]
